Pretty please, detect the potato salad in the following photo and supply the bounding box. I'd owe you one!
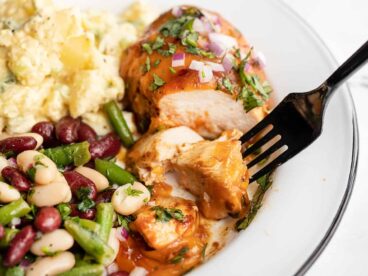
[0,0,156,134]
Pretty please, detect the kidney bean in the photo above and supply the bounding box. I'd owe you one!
[0,137,37,155]
[0,224,4,240]
[55,116,81,144]
[31,121,58,147]
[89,133,121,160]
[110,272,129,276]
[3,225,36,267]
[2,166,32,192]
[63,171,97,200]
[96,189,116,204]
[70,204,96,220]
[34,207,62,233]
[78,122,97,143]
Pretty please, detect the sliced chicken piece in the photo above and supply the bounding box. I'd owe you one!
[131,196,198,250]
[172,131,248,219]
[127,126,203,185]
[121,6,270,138]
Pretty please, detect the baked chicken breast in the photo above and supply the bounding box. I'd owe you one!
[121,6,271,138]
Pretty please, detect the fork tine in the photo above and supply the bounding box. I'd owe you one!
[242,127,277,158]
[249,150,288,183]
[240,118,272,145]
[246,140,284,168]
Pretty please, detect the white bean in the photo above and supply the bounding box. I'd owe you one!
[0,156,9,173]
[26,251,75,276]
[107,228,120,265]
[31,229,74,256]
[17,150,58,185]
[75,166,109,192]
[28,173,71,207]
[112,182,150,215]
[0,181,20,203]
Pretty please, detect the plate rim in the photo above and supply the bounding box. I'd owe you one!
[275,1,360,275]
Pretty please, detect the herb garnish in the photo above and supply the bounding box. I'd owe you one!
[152,36,165,50]
[170,247,189,264]
[57,203,71,220]
[77,198,95,212]
[117,214,134,231]
[153,59,161,67]
[222,77,233,92]
[169,67,176,74]
[157,43,177,56]
[142,43,152,54]
[149,74,165,91]
[236,173,273,231]
[238,87,264,112]
[76,187,92,200]
[151,206,185,222]
[125,186,144,197]
[144,56,151,73]
[201,243,208,259]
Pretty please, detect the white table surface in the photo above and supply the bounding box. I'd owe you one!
[282,0,368,275]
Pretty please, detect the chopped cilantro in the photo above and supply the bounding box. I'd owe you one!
[153,59,161,67]
[152,36,165,50]
[151,206,185,222]
[181,30,199,47]
[142,43,152,54]
[157,43,177,56]
[145,56,151,73]
[149,74,165,91]
[57,203,71,220]
[170,247,189,264]
[77,198,95,212]
[26,167,36,182]
[125,186,144,197]
[234,48,241,59]
[238,87,264,112]
[222,78,233,92]
[236,173,273,231]
[76,187,92,200]
[117,214,134,230]
[169,67,176,74]
[186,46,215,58]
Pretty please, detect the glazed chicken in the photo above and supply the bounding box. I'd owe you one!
[131,196,199,250]
[127,126,203,185]
[121,6,270,138]
[172,130,248,219]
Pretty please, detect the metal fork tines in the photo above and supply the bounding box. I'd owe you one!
[241,40,368,183]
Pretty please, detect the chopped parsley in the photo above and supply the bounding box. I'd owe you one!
[142,43,152,54]
[57,203,71,220]
[170,247,189,264]
[186,46,215,58]
[181,30,199,47]
[117,214,135,231]
[236,173,273,231]
[169,67,176,74]
[125,186,144,197]
[222,77,233,92]
[76,187,92,200]
[152,36,165,50]
[149,74,165,91]
[26,167,36,182]
[151,206,185,222]
[153,59,161,67]
[238,87,264,112]
[157,43,177,56]
[77,198,95,212]
[144,56,151,73]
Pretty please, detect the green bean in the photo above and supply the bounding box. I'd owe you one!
[78,218,100,234]
[0,228,19,248]
[0,198,31,225]
[64,219,114,265]
[41,142,91,168]
[58,264,105,276]
[95,158,136,185]
[96,203,114,242]
[104,100,134,147]
[5,266,24,276]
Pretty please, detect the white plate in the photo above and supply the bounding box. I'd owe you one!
[56,0,358,275]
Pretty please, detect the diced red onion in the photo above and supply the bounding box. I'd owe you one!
[107,262,119,274]
[244,62,251,72]
[199,65,214,83]
[7,157,17,168]
[253,51,267,68]
[172,6,183,17]
[189,60,205,71]
[116,226,129,242]
[209,33,238,57]
[205,61,225,72]
[193,18,206,34]
[172,53,185,67]
[222,54,235,72]
[129,266,148,276]
[19,258,32,268]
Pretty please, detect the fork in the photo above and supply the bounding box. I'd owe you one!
[242,40,368,183]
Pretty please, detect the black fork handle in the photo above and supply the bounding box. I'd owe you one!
[326,39,368,90]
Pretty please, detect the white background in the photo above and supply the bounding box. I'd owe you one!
[283,0,368,275]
